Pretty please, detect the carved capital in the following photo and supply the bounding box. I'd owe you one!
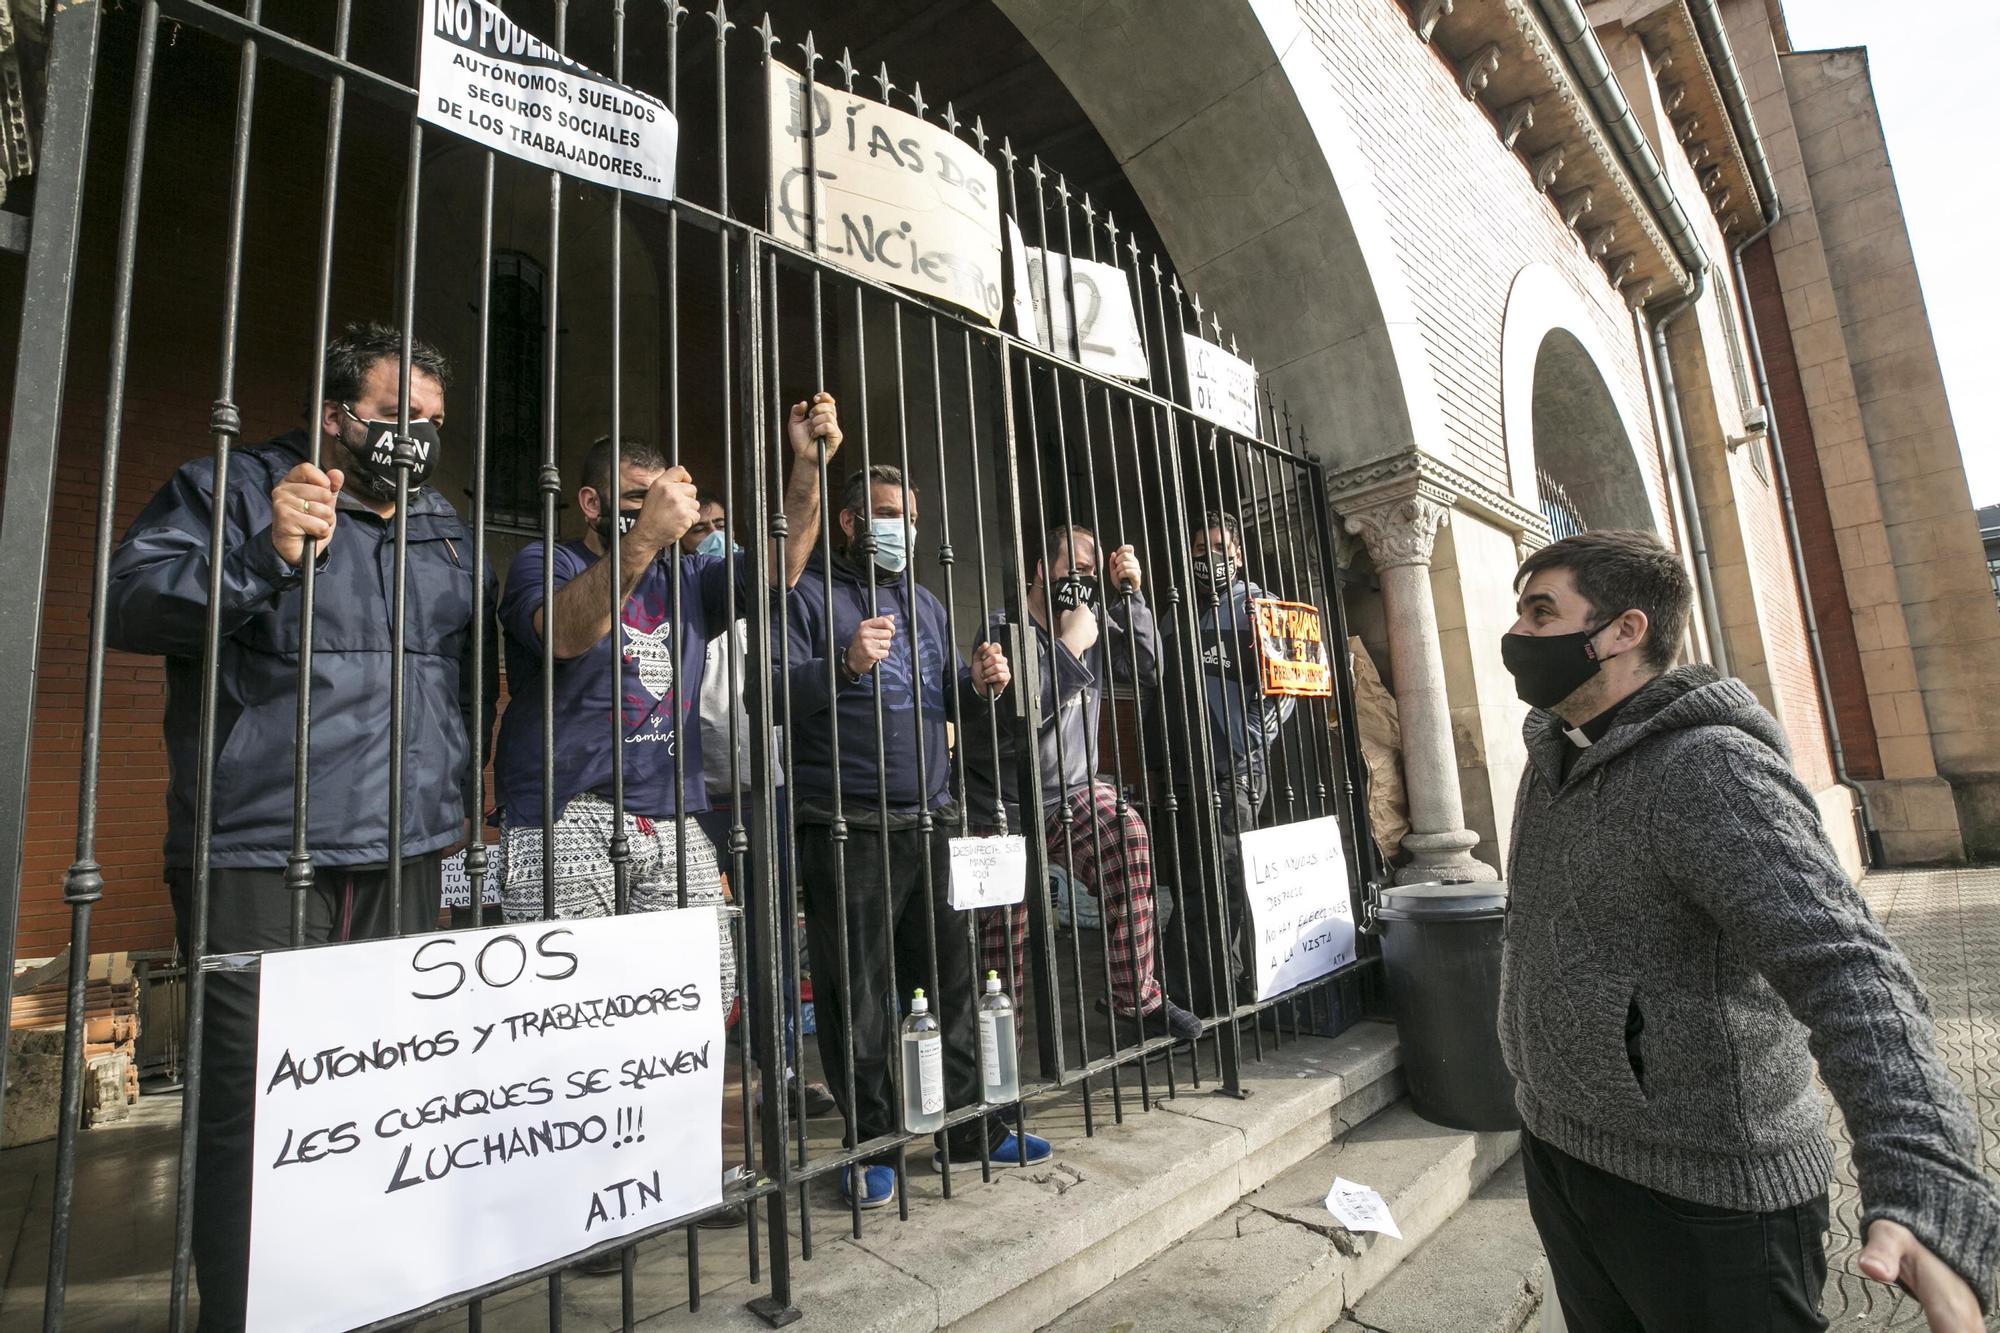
[1460,42,1501,99]
[1585,225,1615,259]
[1531,146,1565,192]
[1345,492,1453,571]
[1560,188,1594,227]
[1499,98,1536,150]
[1608,253,1637,287]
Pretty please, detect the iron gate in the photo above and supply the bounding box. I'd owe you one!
[0,1,1382,1327]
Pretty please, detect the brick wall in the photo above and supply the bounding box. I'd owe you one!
[1298,0,1666,513]
[1741,237,1882,779]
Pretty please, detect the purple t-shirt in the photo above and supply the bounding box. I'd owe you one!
[494,540,753,826]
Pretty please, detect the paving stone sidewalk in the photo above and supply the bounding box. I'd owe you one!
[1821,867,2000,1331]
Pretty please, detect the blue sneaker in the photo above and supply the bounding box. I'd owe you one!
[841,1164,896,1210]
[933,1130,1053,1172]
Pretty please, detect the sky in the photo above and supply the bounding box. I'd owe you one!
[1779,2,2000,507]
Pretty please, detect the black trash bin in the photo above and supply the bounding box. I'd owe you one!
[1374,880,1519,1132]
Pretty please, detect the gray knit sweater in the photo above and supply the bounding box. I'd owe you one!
[1498,666,1998,1308]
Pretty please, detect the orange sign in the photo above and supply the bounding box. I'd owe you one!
[1252,598,1333,698]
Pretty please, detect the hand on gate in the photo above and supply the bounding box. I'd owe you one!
[1056,604,1099,658]
[629,466,702,557]
[788,392,844,461]
[844,614,896,679]
[1108,544,1142,594]
[1856,1220,1983,1333]
[270,462,345,568]
[970,640,1011,699]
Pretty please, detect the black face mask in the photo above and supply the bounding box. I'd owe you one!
[1190,554,1234,597]
[1051,572,1100,615]
[1500,619,1620,710]
[340,408,441,500]
[591,496,641,548]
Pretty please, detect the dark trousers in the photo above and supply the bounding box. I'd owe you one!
[698,790,799,1070]
[168,857,442,1332]
[1522,1132,1830,1333]
[795,820,1003,1160]
[1162,771,1263,1017]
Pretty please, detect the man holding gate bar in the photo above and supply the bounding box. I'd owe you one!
[106,322,496,1331]
[963,524,1203,1050]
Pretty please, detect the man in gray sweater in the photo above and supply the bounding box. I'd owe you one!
[1497,530,1995,1331]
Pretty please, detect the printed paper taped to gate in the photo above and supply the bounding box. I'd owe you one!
[244,909,724,1332]
[1254,598,1334,698]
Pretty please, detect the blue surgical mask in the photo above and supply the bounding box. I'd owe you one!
[867,516,909,574]
[695,529,729,559]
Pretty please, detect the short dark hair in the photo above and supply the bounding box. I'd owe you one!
[1196,511,1241,547]
[580,435,670,499]
[842,463,910,518]
[1513,529,1691,670]
[1040,524,1096,571]
[696,490,725,512]
[323,321,452,405]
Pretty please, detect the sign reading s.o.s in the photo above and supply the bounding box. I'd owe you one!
[768,62,1004,324]
[245,910,724,1331]
[419,0,677,201]
[1253,598,1334,699]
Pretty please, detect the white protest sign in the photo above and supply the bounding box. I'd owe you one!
[768,61,1004,324]
[1240,814,1355,1002]
[1182,333,1262,438]
[440,842,504,910]
[419,0,676,202]
[1326,1176,1403,1240]
[245,909,724,1332]
[1016,241,1149,380]
[947,835,1029,911]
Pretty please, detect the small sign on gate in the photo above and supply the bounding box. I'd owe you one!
[1253,598,1335,699]
[1241,816,1355,1003]
[417,0,678,202]
[1182,333,1262,438]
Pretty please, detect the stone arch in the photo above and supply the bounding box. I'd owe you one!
[1500,263,1660,532]
[989,0,1448,474]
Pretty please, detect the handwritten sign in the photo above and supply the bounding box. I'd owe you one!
[1014,240,1149,380]
[1182,333,1262,438]
[768,62,1003,324]
[419,0,676,201]
[1253,598,1334,698]
[245,910,724,1331]
[947,835,1029,911]
[440,843,504,910]
[1240,815,1355,1002]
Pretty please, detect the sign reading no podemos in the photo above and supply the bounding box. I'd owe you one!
[245,910,724,1332]
[420,0,677,201]
[1182,334,1262,439]
[1241,816,1355,1002]
[1253,598,1335,699]
[768,62,1004,324]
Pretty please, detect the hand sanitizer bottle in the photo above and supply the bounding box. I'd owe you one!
[901,988,946,1133]
[978,971,1019,1103]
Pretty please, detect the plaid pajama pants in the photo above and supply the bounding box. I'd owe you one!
[978,781,1163,1017]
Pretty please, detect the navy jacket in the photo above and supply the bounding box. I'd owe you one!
[106,431,497,869]
[784,551,980,822]
[1154,578,1295,789]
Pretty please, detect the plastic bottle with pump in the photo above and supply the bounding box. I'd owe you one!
[901,988,946,1134]
[978,970,1019,1103]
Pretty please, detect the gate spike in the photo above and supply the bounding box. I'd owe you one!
[1080,193,1096,231]
[837,46,857,91]
[1212,312,1224,341]
[1128,232,1143,268]
[874,61,896,104]
[753,11,775,54]
[972,117,989,156]
[910,81,927,120]
[668,1,687,30]
[1029,155,1046,188]
[1190,291,1203,323]
[944,101,960,137]
[1054,175,1071,208]
[710,0,732,37]
[798,28,819,73]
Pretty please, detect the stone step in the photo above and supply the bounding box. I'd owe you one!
[1331,1155,1545,1333]
[1042,1102,1518,1333]
[608,1022,1407,1332]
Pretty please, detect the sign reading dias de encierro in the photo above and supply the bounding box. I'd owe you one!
[420,0,677,202]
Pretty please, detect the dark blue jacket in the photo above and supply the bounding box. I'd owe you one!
[784,551,979,821]
[1154,578,1295,788]
[106,431,497,869]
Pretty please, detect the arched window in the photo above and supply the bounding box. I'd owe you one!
[486,251,546,531]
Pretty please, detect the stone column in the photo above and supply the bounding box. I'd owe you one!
[1345,486,1500,885]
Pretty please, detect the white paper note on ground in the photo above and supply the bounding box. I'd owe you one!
[1325,1176,1402,1240]
[947,835,1028,910]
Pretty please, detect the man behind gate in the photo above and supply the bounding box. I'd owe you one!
[105,322,495,1330]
